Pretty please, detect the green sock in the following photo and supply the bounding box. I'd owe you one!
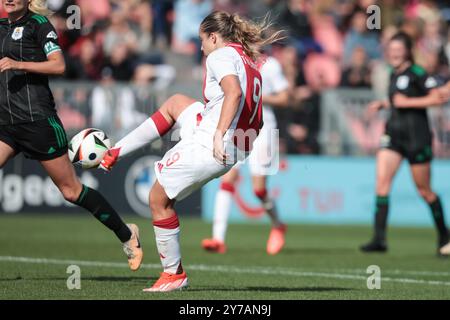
[74,185,132,243]
[428,196,449,247]
[374,195,389,244]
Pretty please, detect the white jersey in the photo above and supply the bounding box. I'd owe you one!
[196,43,263,152]
[261,56,289,104]
[154,44,262,201]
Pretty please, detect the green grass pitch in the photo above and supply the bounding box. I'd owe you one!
[0,214,449,300]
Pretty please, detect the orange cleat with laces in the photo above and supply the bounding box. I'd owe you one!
[143,272,189,292]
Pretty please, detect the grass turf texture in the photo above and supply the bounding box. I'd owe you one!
[0,214,449,300]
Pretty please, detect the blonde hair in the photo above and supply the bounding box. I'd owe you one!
[28,0,53,17]
[200,11,285,60]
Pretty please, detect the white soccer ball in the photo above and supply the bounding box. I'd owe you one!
[68,128,111,169]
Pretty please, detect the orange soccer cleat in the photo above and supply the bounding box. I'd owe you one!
[99,147,120,172]
[143,272,189,292]
[201,238,227,254]
[122,224,143,271]
[266,224,287,255]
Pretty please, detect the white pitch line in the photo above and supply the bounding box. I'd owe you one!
[1,256,450,287]
[334,268,450,277]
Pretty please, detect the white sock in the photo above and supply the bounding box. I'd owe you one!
[115,111,171,159]
[212,188,233,242]
[153,225,182,274]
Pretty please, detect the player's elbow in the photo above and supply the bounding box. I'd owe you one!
[226,88,242,101]
[55,61,66,75]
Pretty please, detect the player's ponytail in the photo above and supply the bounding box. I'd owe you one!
[200,11,285,60]
[29,0,53,17]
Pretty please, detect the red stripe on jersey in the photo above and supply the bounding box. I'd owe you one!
[226,43,263,152]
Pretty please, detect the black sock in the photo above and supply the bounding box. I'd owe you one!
[373,196,389,244]
[74,185,132,243]
[428,196,449,247]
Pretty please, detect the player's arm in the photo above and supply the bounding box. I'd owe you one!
[394,72,449,108]
[366,100,389,115]
[213,75,242,163]
[393,89,448,109]
[0,19,65,75]
[0,51,66,75]
[262,89,289,108]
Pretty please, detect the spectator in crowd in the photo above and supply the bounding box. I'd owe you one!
[276,0,322,58]
[65,38,104,80]
[172,0,213,65]
[340,46,371,88]
[103,42,135,81]
[91,67,147,136]
[76,0,111,30]
[103,7,139,58]
[343,9,381,66]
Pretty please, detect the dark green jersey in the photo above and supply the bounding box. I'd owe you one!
[387,64,437,145]
[0,11,62,125]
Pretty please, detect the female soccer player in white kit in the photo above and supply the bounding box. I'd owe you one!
[100,11,284,292]
[202,54,290,255]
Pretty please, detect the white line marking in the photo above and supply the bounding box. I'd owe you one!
[1,256,450,287]
[335,268,450,277]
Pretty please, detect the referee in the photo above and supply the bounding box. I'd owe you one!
[361,32,450,256]
[0,0,143,270]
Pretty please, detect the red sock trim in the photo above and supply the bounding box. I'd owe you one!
[150,111,172,136]
[254,188,267,200]
[153,214,179,229]
[220,182,235,194]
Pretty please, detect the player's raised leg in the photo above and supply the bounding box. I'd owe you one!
[410,163,450,256]
[100,94,196,171]
[41,153,143,270]
[202,168,240,253]
[252,175,287,255]
[143,181,188,292]
[361,149,403,252]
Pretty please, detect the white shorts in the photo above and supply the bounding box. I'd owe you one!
[154,102,232,201]
[234,107,279,176]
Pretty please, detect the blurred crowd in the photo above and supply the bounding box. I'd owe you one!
[1,0,450,155]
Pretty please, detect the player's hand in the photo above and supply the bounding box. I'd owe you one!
[366,100,385,117]
[429,89,449,106]
[0,57,21,72]
[436,85,450,102]
[213,131,228,165]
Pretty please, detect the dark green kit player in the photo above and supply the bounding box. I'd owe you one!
[361,32,450,256]
[0,0,143,270]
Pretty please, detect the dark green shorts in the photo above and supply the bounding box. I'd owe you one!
[380,133,432,165]
[0,116,68,161]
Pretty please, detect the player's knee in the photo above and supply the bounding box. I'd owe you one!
[60,185,81,203]
[254,188,267,201]
[149,194,166,219]
[417,186,435,202]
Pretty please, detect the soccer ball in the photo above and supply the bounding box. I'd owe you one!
[68,128,111,169]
